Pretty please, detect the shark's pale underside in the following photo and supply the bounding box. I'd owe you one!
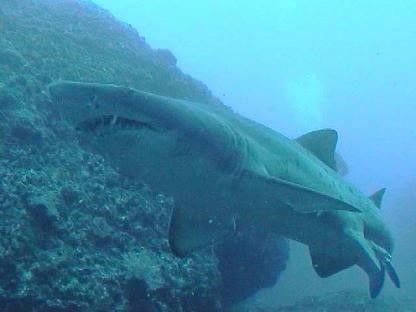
[48,81,400,298]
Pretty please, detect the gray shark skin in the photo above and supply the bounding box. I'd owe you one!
[48,81,400,298]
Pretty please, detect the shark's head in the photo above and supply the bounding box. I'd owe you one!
[48,81,195,184]
[48,80,243,172]
[47,80,241,188]
[48,81,168,134]
[48,81,233,145]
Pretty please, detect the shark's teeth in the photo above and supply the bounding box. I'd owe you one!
[76,115,157,134]
[110,115,118,126]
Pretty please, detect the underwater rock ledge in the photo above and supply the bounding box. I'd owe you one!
[0,0,288,311]
[235,290,410,312]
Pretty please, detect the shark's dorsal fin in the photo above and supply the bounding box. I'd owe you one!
[295,129,338,171]
[335,152,349,176]
[369,188,386,209]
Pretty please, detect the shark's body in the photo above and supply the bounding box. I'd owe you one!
[48,81,400,297]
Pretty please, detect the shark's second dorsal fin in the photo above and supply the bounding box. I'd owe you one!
[369,188,386,209]
[295,129,338,171]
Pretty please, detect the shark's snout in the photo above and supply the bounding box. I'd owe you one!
[49,81,99,106]
[48,81,105,126]
[48,81,152,130]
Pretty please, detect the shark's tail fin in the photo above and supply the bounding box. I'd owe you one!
[356,243,385,298]
[358,238,400,298]
[384,261,401,288]
[366,256,401,298]
[368,264,386,298]
[340,230,385,298]
[312,230,400,298]
[370,241,401,289]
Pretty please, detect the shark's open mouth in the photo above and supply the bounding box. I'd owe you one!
[76,115,157,134]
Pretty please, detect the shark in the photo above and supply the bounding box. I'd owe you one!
[48,81,400,298]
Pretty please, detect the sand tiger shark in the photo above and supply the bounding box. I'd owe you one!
[48,81,400,298]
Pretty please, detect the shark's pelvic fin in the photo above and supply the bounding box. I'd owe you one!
[295,129,338,171]
[369,188,386,209]
[309,248,356,277]
[168,201,235,257]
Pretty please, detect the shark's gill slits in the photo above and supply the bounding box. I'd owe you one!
[76,115,157,134]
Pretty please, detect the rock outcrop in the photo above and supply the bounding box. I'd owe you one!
[0,1,288,311]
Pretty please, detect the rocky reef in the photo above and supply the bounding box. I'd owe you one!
[0,0,288,311]
[236,291,411,312]
[216,229,288,307]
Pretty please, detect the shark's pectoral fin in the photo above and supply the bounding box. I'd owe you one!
[309,248,356,277]
[241,170,360,213]
[168,202,235,257]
